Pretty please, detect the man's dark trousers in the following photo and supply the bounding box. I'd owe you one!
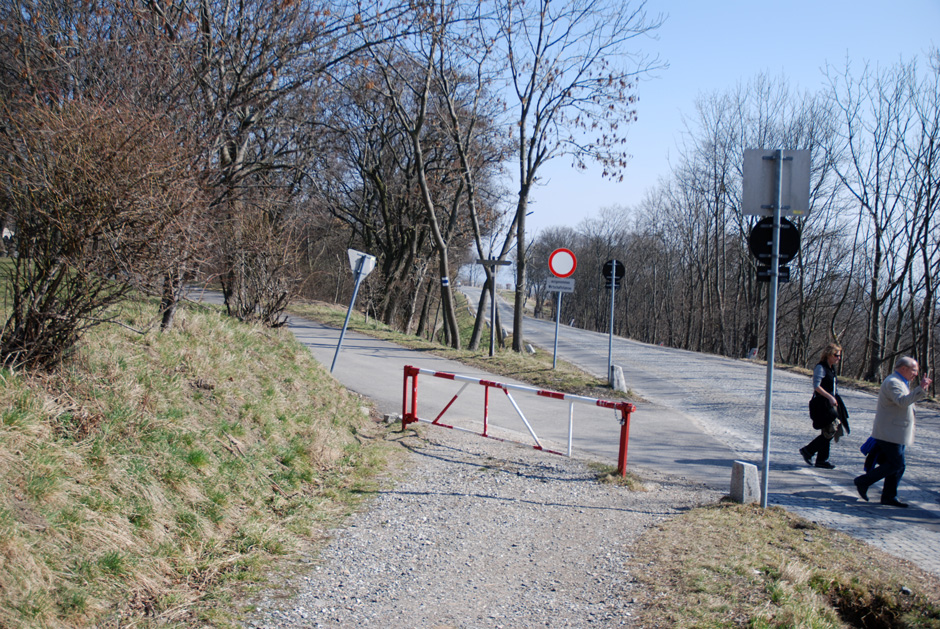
[855,440,905,501]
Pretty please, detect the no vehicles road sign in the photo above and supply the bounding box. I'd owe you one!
[549,248,577,278]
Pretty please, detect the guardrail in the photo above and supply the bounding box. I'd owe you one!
[401,365,636,475]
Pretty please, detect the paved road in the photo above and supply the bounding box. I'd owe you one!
[190,286,940,577]
[462,287,940,576]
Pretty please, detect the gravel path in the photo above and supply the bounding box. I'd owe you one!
[243,425,721,628]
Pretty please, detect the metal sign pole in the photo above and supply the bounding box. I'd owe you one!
[553,291,562,369]
[490,277,498,357]
[760,150,784,508]
[608,273,616,386]
[331,256,366,373]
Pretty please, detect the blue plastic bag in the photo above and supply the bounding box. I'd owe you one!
[860,436,878,471]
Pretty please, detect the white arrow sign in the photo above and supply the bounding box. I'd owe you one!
[347,249,376,277]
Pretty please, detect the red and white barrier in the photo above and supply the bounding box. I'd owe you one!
[401,365,636,475]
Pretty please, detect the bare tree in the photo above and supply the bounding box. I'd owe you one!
[827,61,922,380]
[432,5,514,350]
[313,66,435,330]
[492,0,663,351]
[135,0,424,326]
[904,53,940,378]
[364,1,507,349]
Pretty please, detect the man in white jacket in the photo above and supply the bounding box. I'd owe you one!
[854,356,932,508]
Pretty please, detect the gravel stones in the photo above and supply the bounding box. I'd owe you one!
[243,427,720,628]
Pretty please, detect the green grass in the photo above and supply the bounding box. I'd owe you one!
[0,293,395,627]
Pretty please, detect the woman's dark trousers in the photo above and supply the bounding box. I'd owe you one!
[803,433,831,465]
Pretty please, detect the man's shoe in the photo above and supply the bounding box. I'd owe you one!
[854,477,869,501]
[880,497,909,508]
[800,447,813,466]
[815,461,835,469]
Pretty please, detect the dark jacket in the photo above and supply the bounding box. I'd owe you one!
[809,361,850,433]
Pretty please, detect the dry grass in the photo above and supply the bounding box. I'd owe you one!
[0,295,396,627]
[629,502,940,628]
[586,461,648,490]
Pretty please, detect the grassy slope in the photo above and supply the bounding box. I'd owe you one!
[0,295,389,627]
[632,502,940,628]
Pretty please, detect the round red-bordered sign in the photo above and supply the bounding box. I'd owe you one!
[548,248,577,278]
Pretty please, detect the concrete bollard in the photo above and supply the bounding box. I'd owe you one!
[730,460,760,504]
[610,365,627,393]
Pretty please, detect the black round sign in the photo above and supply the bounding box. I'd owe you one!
[603,259,626,280]
[748,217,800,262]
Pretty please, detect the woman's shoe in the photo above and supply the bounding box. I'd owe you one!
[800,447,813,465]
[880,497,908,508]
[814,461,835,469]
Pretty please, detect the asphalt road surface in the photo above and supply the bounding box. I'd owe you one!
[461,288,940,513]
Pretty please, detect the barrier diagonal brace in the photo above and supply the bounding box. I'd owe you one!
[501,389,543,450]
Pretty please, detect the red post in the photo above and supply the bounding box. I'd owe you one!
[616,403,635,477]
[402,365,420,430]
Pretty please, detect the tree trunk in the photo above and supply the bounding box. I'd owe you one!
[159,272,182,331]
[467,272,492,351]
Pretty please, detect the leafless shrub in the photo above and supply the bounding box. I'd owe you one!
[218,199,300,329]
[0,100,204,370]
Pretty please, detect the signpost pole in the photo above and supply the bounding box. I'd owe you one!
[331,256,366,374]
[553,292,562,369]
[743,148,809,510]
[608,271,616,387]
[760,150,784,509]
[490,277,498,357]
[547,249,577,368]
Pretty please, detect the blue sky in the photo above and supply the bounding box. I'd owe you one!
[524,0,940,236]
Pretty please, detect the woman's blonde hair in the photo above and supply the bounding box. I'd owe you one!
[820,343,842,362]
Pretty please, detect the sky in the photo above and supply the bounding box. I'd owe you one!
[524,0,940,237]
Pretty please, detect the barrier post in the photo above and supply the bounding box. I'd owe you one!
[402,365,420,430]
[616,404,633,477]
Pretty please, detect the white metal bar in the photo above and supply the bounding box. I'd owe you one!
[568,402,575,457]
[502,390,542,448]
[413,366,622,409]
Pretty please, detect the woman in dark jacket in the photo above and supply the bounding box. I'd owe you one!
[800,343,848,469]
